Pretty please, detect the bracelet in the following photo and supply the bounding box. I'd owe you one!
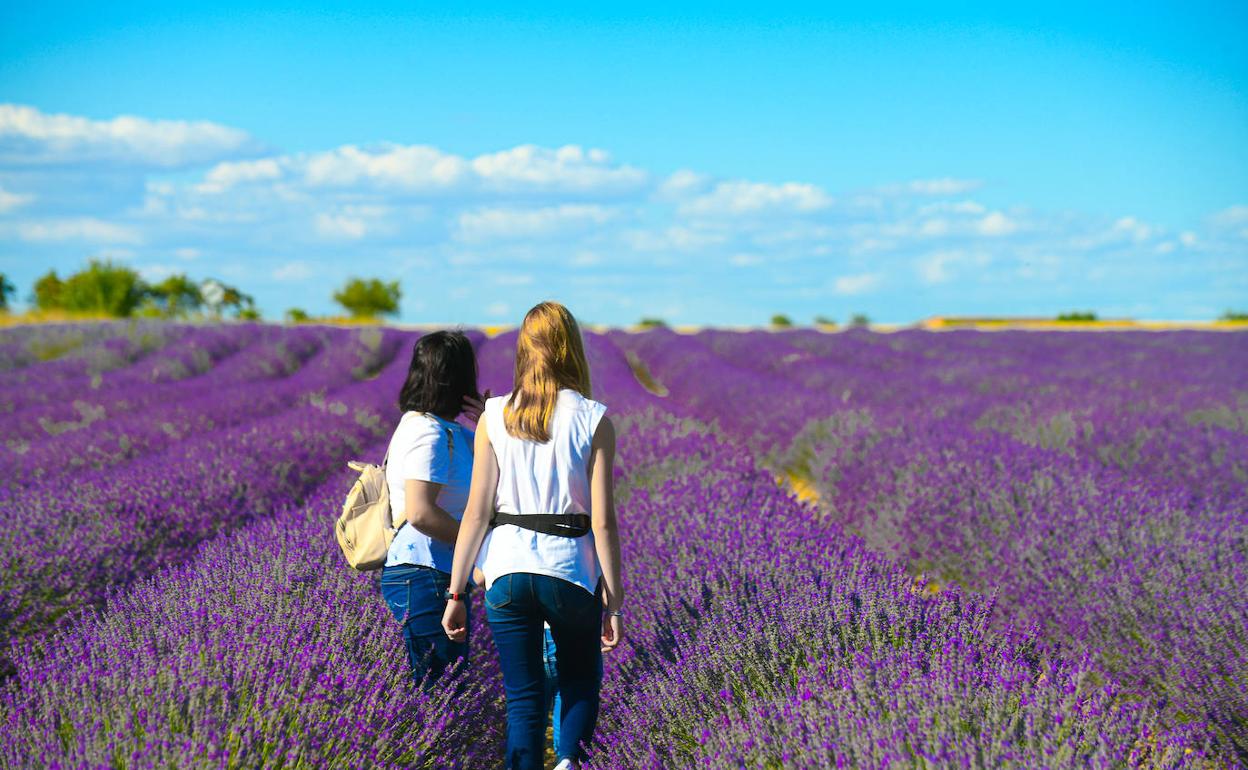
[606,609,624,617]
[443,589,468,602]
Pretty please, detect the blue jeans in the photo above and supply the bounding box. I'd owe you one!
[380,563,469,687]
[544,625,605,759]
[486,572,603,768]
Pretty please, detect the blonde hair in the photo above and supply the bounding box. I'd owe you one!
[504,301,592,442]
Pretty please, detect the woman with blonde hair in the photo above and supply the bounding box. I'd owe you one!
[442,301,624,770]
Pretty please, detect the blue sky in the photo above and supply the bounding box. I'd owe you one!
[1,1,1245,325]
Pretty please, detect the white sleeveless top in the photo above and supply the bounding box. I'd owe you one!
[475,389,607,595]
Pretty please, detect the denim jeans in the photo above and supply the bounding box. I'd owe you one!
[486,572,603,768]
[543,624,605,759]
[380,563,469,687]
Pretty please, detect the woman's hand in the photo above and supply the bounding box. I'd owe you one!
[461,389,491,424]
[601,613,623,653]
[442,600,468,642]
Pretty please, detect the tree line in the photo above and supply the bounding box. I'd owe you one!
[0,260,400,321]
[2,262,1246,325]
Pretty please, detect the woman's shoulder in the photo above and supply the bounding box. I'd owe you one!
[395,411,447,441]
[558,388,606,410]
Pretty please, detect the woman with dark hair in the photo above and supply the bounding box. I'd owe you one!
[380,330,488,686]
[443,302,624,770]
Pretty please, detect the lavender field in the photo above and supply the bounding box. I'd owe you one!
[0,322,1243,769]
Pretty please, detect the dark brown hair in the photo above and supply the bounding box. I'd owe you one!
[397,331,479,419]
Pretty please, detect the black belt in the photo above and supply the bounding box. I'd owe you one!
[490,512,591,538]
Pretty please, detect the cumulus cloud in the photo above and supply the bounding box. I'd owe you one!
[455,204,616,242]
[315,210,376,240]
[198,158,285,192]
[656,169,710,199]
[0,185,33,213]
[681,180,832,217]
[3,104,1240,324]
[917,249,991,284]
[471,145,647,193]
[273,261,313,281]
[833,272,882,295]
[880,177,983,196]
[976,211,1018,236]
[0,103,260,168]
[1209,204,1248,238]
[5,217,142,244]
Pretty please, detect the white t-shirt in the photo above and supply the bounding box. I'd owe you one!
[475,389,607,595]
[385,411,474,572]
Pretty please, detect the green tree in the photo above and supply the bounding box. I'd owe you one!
[200,278,257,319]
[33,270,64,311]
[637,317,666,329]
[333,277,400,319]
[0,273,14,312]
[814,315,837,327]
[770,314,793,328]
[43,260,146,317]
[1056,311,1097,322]
[146,273,203,318]
[285,307,311,323]
[850,313,871,328]
[1218,310,1247,322]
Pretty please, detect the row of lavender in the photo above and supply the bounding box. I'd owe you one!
[0,323,444,671]
[610,327,1247,761]
[1,325,1208,768]
[0,323,1239,767]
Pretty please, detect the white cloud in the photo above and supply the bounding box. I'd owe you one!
[198,157,284,192]
[485,301,510,317]
[0,103,258,168]
[315,212,369,239]
[918,200,986,216]
[0,185,33,212]
[917,249,991,284]
[471,144,647,193]
[304,144,468,190]
[313,205,391,240]
[174,247,200,260]
[1209,205,1248,238]
[273,261,313,281]
[456,204,615,242]
[976,211,1018,236]
[881,177,983,196]
[730,253,763,267]
[569,251,603,267]
[656,169,709,199]
[8,217,142,244]
[680,180,832,217]
[833,272,882,295]
[1111,216,1155,243]
[623,225,728,252]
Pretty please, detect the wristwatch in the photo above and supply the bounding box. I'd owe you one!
[443,589,468,601]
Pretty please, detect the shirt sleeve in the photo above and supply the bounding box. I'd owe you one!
[398,417,450,484]
[589,400,608,438]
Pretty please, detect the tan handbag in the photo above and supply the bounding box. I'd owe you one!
[335,413,453,571]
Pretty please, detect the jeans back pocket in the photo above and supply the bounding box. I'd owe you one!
[485,573,514,610]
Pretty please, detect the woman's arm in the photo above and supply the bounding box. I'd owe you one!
[442,416,499,642]
[403,480,460,545]
[590,416,625,651]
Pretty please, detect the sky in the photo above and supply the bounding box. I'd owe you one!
[0,1,1245,325]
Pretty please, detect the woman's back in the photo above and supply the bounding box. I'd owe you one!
[476,389,606,594]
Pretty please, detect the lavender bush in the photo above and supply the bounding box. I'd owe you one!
[0,323,1238,768]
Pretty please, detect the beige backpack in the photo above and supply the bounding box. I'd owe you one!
[335,413,452,571]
